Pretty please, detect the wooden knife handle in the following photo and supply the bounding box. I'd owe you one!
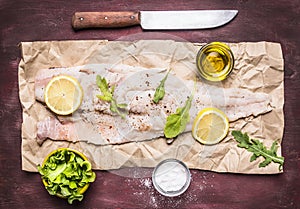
[72,12,140,29]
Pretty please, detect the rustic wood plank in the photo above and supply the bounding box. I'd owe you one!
[0,0,299,208]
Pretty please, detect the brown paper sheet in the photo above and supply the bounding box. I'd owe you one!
[18,40,284,174]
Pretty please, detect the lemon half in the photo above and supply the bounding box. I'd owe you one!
[44,75,83,115]
[192,107,229,145]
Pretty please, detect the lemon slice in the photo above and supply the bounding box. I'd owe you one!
[192,107,229,145]
[44,75,83,115]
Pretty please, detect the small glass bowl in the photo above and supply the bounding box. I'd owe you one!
[196,42,234,81]
[40,148,91,198]
[152,159,191,197]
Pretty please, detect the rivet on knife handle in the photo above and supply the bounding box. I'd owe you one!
[72,12,140,29]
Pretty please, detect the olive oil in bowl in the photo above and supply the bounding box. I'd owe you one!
[196,42,234,81]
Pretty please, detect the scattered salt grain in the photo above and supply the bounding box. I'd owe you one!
[142,178,152,188]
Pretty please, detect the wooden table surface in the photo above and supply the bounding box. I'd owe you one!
[1,0,299,208]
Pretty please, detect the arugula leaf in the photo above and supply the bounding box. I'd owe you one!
[232,130,284,171]
[37,149,96,204]
[96,75,128,118]
[164,95,193,138]
[153,70,170,104]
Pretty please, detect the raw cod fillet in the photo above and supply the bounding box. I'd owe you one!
[35,64,273,145]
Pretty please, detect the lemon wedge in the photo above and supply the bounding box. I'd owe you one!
[192,107,229,145]
[44,75,83,115]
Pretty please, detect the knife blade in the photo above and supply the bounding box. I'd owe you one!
[72,10,238,30]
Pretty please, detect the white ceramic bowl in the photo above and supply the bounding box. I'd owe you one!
[152,159,191,197]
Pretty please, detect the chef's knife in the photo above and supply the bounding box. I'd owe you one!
[72,10,238,30]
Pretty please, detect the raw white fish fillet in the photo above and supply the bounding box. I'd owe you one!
[35,64,273,145]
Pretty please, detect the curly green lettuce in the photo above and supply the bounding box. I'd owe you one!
[37,149,96,204]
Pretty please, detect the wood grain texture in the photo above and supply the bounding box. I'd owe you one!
[0,0,300,208]
[72,11,140,29]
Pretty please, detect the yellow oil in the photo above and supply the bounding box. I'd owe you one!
[196,42,234,81]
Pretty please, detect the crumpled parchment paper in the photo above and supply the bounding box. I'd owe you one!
[18,40,284,174]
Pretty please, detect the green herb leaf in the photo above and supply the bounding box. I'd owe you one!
[96,75,128,118]
[110,100,127,119]
[164,95,193,138]
[96,95,112,102]
[96,75,113,100]
[117,103,128,109]
[153,70,170,104]
[232,130,284,171]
